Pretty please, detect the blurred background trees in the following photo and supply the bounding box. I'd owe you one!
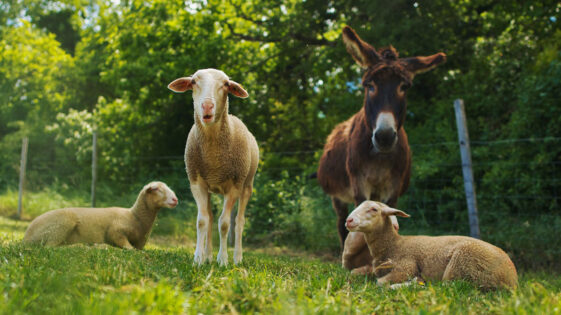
[1,0,560,266]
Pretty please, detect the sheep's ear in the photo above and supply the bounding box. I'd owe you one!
[401,53,447,75]
[147,184,159,193]
[168,77,193,93]
[381,206,410,218]
[228,80,248,98]
[342,26,382,68]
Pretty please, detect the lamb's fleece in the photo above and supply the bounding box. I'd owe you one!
[23,181,178,249]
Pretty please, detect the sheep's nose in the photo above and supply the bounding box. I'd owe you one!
[346,218,354,225]
[202,101,214,113]
[172,197,178,203]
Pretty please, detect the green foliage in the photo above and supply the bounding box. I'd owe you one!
[1,0,561,272]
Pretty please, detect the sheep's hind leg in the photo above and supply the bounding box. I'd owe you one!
[192,184,211,265]
[233,186,252,265]
[217,191,238,266]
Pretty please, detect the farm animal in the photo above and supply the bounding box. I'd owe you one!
[168,69,259,266]
[23,181,178,249]
[345,201,518,290]
[316,26,446,271]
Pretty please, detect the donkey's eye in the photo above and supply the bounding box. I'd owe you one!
[400,83,410,91]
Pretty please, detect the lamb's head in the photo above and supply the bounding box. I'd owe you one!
[345,201,409,233]
[168,68,248,126]
[143,181,178,209]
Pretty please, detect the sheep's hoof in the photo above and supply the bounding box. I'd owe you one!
[350,265,373,276]
[193,253,206,266]
[217,252,229,266]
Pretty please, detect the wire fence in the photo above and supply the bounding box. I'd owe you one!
[3,134,561,268]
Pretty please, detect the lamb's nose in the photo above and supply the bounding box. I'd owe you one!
[172,197,178,203]
[346,218,354,225]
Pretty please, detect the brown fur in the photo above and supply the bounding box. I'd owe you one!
[23,182,178,249]
[346,201,518,290]
[317,26,446,272]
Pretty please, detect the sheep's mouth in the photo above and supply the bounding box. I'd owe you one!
[202,114,214,123]
[345,222,359,230]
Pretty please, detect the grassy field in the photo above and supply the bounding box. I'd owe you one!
[1,217,560,314]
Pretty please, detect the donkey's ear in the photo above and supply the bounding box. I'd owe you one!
[342,26,382,68]
[227,80,249,98]
[402,52,447,75]
[168,77,193,93]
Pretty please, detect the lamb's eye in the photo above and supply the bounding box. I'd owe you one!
[369,207,377,213]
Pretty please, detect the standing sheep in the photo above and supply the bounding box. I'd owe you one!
[345,201,518,290]
[168,69,259,266]
[23,181,178,249]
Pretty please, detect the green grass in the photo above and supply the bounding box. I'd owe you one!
[1,217,560,314]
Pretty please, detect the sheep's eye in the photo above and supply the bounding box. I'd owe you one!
[369,207,377,213]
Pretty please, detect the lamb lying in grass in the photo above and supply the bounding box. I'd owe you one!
[345,201,518,290]
[23,181,178,249]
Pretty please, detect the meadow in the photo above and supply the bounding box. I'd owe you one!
[1,213,560,314]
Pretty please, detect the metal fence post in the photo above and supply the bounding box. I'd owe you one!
[454,99,481,239]
[17,137,29,220]
[91,131,98,207]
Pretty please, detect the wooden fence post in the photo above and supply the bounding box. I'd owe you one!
[17,137,29,220]
[91,131,98,207]
[454,99,481,239]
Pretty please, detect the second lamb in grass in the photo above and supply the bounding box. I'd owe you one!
[345,200,518,290]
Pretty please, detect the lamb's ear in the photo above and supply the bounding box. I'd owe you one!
[168,77,193,93]
[381,205,410,218]
[146,184,159,193]
[401,52,447,75]
[227,80,248,98]
[341,26,382,68]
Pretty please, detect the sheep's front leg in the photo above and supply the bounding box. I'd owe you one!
[376,261,416,288]
[233,186,252,265]
[192,184,211,265]
[217,191,238,266]
[112,234,134,250]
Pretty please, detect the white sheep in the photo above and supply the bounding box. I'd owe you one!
[23,181,178,249]
[168,69,259,266]
[345,201,518,290]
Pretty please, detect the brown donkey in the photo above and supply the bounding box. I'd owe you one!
[317,26,446,273]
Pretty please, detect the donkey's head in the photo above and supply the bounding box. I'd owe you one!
[342,26,446,153]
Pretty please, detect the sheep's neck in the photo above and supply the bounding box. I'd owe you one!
[364,218,400,260]
[131,192,159,235]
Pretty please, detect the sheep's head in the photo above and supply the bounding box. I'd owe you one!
[168,69,248,126]
[345,201,409,233]
[144,181,178,209]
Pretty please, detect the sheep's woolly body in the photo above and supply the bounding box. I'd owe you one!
[23,182,177,249]
[169,68,258,266]
[346,201,518,290]
[186,114,258,194]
